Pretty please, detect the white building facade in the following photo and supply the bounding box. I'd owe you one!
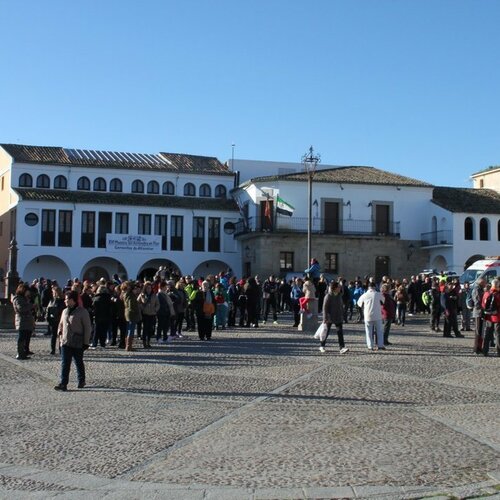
[0,144,242,285]
[231,161,500,279]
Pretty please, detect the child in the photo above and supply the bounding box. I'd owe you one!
[299,279,316,319]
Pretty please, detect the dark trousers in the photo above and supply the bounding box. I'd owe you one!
[292,301,300,327]
[49,321,59,354]
[227,303,237,326]
[443,312,460,336]
[383,319,392,344]
[238,304,247,326]
[197,314,213,339]
[175,312,185,334]
[246,303,258,327]
[482,321,500,356]
[60,345,85,387]
[430,307,441,330]
[93,320,108,347]
[321,322,345,348]
[17,329,31,357]
[263,297,277,322]
[142,315,156,346]
[186,304,196,330]
[156,315,170,341]
[112,318,127,347]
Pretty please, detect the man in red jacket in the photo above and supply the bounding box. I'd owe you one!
[481,279,500,357]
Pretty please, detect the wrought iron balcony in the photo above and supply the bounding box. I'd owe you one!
[235,216,400,237]
[420,230,453,247]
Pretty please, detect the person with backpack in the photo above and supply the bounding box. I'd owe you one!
[481,279,500,357]
[471,279,486,354]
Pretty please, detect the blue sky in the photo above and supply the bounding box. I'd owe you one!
[1,0,499,187]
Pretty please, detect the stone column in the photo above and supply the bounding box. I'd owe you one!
[0,239,19,329]
[298,298,319,332]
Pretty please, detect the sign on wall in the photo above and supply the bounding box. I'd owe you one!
[106,234,161,253]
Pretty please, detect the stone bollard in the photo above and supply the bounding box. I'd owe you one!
[0,298,14,329]
[298,298,318,332]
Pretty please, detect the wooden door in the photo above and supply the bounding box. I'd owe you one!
[324,202,340,234]
[375,204,390,235]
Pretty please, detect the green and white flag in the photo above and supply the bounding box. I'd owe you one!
[276,196,295,216]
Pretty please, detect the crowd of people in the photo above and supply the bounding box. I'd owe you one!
[10,262,500,390]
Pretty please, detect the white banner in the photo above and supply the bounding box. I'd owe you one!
[106,234,162,253]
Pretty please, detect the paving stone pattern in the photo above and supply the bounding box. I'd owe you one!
[0,315,498,499]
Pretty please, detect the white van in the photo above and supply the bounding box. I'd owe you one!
[460,256,500,285]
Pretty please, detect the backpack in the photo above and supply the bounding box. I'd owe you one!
[484,292,498,315]
[465,289,474,310]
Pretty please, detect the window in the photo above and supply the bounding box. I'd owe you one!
[325,253,338,273]
[54,175,67,190]
[98,212,112,248]
[41,209,56,246]
[155,215,168,250]
[110,178,123,192]
[37,174,50,189]
[208,217,220,252]
[77,176,90,190]
[479,218,489,241]
[147,180,159,194]
[58,210,72,247]
[138,214,151,235]
[94,177,106,191]
[115,213,129,234]
[464,217,474,240]
[279,252,294,271]
[171,215,183,250]
[132,179,144,193]
[192,217,205,251]
[215,185,227,198]
[25,213,39,226]
[199,184,211,197]
[19,173,33,187]
[162,181,175,195]
[184,183,195,196]
[81,211,95,247]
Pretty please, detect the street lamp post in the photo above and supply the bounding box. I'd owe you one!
[302,146,321,269]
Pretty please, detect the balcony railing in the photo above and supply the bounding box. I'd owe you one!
[235,216,400,237]
[420,230,453,247]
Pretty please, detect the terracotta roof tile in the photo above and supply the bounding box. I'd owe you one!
[432,187,500,214]
[1,144,233,176]
[14,188,238,212]
[247,166,432,187]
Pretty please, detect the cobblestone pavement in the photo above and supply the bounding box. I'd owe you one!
[0,314,499,499]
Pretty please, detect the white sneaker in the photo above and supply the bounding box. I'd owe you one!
[262,321,266,325]
[340,347,349,354]
[319,346,326,353]
[273,320,278,325]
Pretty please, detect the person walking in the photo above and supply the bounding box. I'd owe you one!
[320,281,349,354]
[357,282,385,350]
[54,291,92,391]
[12,283,36,360]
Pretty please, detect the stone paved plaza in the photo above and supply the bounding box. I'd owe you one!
[0,315,499,499]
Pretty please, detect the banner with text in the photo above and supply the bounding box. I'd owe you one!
[106,234,162,253]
